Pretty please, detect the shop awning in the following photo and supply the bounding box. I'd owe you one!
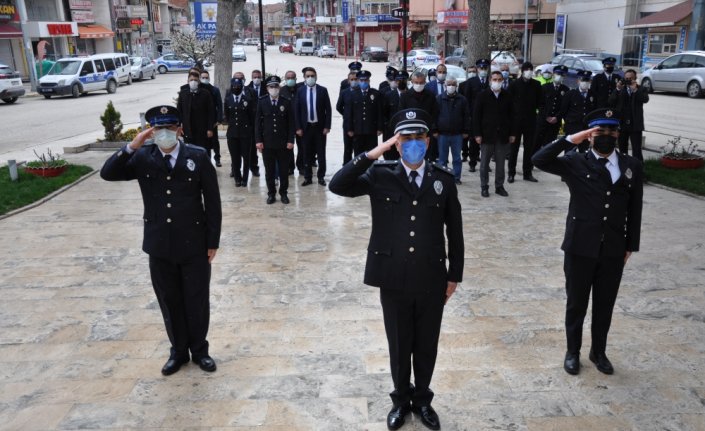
[78,24,115,39]
[0,23,23,38]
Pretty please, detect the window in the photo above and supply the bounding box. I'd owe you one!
[694,56,705,68]
[660,55,681,69]
[648,33,678,55]
[80,61,94,75]
[94,60,106,73]
[103,58,115,70]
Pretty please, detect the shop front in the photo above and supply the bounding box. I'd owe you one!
[0,1,24,74]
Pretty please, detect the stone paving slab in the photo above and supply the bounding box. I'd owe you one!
[0,145,704,431]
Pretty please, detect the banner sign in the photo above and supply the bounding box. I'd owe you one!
[194,2,217,39]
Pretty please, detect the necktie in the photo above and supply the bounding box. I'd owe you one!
[409,171,419,193]
[598,158,610,181]
[272,99,276,107]
[309,87,314,122]
[163,154,172,173]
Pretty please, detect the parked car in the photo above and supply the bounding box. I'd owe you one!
[257,42,267,51]
[405,49,440,69]
[155,54,196,74]
[445,47,468,68]
[294,39,315,56]
[539,54,620,89]
[412,63,467,85]
[361,46,388,62]
[130,56,157,81]
[641,51,705,98]
[232,46,247,62]
[317,45,337,58]
[37,55,121,98]
[490,51,520,76]
[234,39,243,45]
[279,43,293,53]
[0,63,25,104]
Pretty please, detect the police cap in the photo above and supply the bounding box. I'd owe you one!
[356,70,372,80]
[390,108,431,136]
[584,108,621,129]
[602,57,617,65]
[265,75,281,87]
[348,61,363,71]
[476,58,490,68]
[396,71,410,81]
[521,61,534,71]
[577,70,592,81]
[385,66,399,79]
[427,68,436,77]
[553,65,568,75]
[145,105,180,127]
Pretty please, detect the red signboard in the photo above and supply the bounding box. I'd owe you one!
[47,23,74,35]
[130,18,144,25]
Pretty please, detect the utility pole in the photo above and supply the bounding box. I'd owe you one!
[688,0,705,51]
[16,0,38,91]
[523,0,529,61]
[258,0,266,76]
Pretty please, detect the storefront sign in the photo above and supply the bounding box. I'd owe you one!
[437,10,468,26]
[555,14,567,48]
[69,0,92,10]
[71,10,95,23]
[116,17,132,32]
[48,23,75,35]
[128,5,148,18]
[342,1,348,23]
[0,1,18,21]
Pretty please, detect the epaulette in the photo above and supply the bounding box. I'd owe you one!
[374,160,398,168]
[429,161,454,176]
[184,143,206,152]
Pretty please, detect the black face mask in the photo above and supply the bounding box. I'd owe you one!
[593,135,617,154]
[398,81,407,90]
[231,86,242,95]
[604,66,614,73]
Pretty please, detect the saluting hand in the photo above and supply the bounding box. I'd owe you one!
[569,126,600,144]
[366,132,400,160]
[128,127,155,151]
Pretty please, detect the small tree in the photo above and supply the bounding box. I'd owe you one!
[101,101,123,142]
[238,7,251,29]
[489,21,522,58]
[171,28,216,69]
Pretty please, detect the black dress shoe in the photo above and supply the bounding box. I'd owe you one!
[564,352,580,375]
[193,356,216,372]
[161,356,189,376]
[468,164,476,172]
[495,186,509,197]
[589,350,614,375]
[387,404,411,430]
[235,180,242,187]
[215,161,222,167]
[266,195,276,204]
[524,175,538,182]
[280,194,290,204]
[288,169,295,176]
[302,179,313,186]
[507,175,515,183]
[455,179,461,185]
[411,404,440,430]
[318,178,326,186]
[481,188,490,198]
[252,170,260,177]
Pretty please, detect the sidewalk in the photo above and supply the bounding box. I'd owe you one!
[1,145,704,430]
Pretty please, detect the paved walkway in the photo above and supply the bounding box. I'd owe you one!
[1,142,704,430]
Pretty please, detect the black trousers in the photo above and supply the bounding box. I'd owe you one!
[461,137,470,160]
[303,123,327,180]
[508,120,536,177]
[426,135,439,162]
[533,118,561,152]
[343,133,353,164]
[353,134,378,156]
[263,147,291,196]
[564,252,625,355]
[468,140,480,167]
[210,129,221,161]
[227,136,250,183]
[288,134,304,174]
[149,254,211,359]
[618,130,643,161]
[249,136,260,173]
[381,287,445,407]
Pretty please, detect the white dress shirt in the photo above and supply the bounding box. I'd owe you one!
[591,148,620,184]
[401,160,426,188]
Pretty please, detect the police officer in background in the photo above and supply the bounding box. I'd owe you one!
[381,70,408,160]
[177,70,215,157]
[199,70,223,167]
[561,70,595,152]
[344,70,384,156]
[224,77,256,187]
[337,71,360,164]
[255,76,296,205]
[234,70,261,178]
[100,105,222,376]
[460,58,491,172]
[330,108,463,431]
[340,61,363,91]
[608,69,649,161]
[592,57,621,109]
[379,66,398,95]
[532,108,643,376]
[534,67,553,86]
[508,62,542,183]
[281,70,305,175]
[533,65,570,153]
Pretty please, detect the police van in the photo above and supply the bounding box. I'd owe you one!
[37,53,131,99]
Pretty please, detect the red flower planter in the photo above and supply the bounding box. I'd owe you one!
[24,165,69,177]
[660,157,704,170]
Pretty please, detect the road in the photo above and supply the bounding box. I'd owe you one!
[1,46,703,164]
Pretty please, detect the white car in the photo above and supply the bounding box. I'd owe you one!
[405,50,441,69]
[412,63,468,85]
[0,64,25,104]
[130,57,157,81]
[490,51,520,76]
[317,45,337,58]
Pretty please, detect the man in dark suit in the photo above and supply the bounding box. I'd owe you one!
[330,108,464,431]
[199,69,223,167]
[591,57,621,109]
[281,70,305,175]
[224,78,256,187]
[532,108,643,376]
[340,61,363,92]
[255,76,296,205]
[336,71,360,164]
[344,70,384,156]
[608,69,648,161]
[381,71,408,160]
[425,64,448,97]
[561,70,596,152]
[100,105,222,376]
[295,67,332,186]
[473,70,517,197]
[400,71,439,161]
[177,70,215,156]
[247,69,265,99]
[508,61,542,183]
[533,65,570,153]
[460,59,491,172]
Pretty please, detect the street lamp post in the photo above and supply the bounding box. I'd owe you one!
[523,0,529,61]
[258,0,266,76]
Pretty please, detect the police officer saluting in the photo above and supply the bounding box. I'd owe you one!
[330,109,464,431]
[532,108,643,376]
[100,105,222,376]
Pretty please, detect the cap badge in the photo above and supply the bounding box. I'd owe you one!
[625,168,632,179]
[605,110,613,118]
[160,106,168,114]
[434,180,443,195]
[406,111,416,120]
[186,159,195,171]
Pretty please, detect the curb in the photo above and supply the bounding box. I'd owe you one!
[645,181,705,200]
[0,169,98,221]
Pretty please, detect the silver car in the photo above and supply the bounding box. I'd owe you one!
[317,45,337,58]
[412,63,468,85]
[641,51,705,98]
[130,57,157,81]
[0,63,25,104]
[490,51,520,76]
[232,46,247,62]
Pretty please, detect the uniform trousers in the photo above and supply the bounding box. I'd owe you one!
[343,133,354,164]
[210,130,221,162]
[508,120,537,177]
[303,122,327,180]
[427,135,439,163]
[249,136,260,174]
[461,138,470,160]
[533,119,561,154]
[380,287,445,407]
[564,251,624,355]
[353,134,378,156]
[618,130,643,161]
[480,141,509,189]
[227,136,250,183]
[263,147,291,196]
[149,254,211,359]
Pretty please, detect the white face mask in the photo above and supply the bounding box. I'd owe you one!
[479,70,488,78]
[200,78,210,85]
[446,85,457,94]
[429,76,437,82]
[252,78,262,86]
[467,72,477,79]
[305,77,317,87]
[522,70,533,80]
[188,80,199,91]
[579,81,591,91]
[154,129,178,150]
[542,72,552,80]
[437,73,447,81]
[553,75,564,84]
[413,83,425,93]
[268,87,279,98]
[390,81,398,90]
[490,81,503,92]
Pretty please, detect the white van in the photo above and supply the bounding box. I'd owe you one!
[37,53,128,99]
[294,39,314,56]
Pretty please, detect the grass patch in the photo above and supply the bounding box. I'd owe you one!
[0,164,94,215]
[644,159,705,196]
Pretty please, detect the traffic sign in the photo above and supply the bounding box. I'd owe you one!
[391,8,408,18]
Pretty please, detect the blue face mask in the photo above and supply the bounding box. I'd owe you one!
[401,139,427,165]
[359,81,369,90]
[350,80,359,88]
[501,71,509,79]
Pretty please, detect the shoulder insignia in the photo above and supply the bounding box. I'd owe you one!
[184,143,206,152]
[373,160,398,168]
[430,161,454,176]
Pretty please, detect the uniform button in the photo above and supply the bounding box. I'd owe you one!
[606,191,611,196]
[166,176,171,180]
[605,204,610,208]
[146,174,150,178]
[166,218,172,223]
[166,190,171,194]
[188,178,192,181]
[167,203,172,208]
[386,197,390,201]
[143,218,147,222]
[412,200,418,206]
[374,251,378,255]
[586,174,590,178]
[603,216,607,221]
[410,231,415,237]
[409,247,415,253]
[411,215,416,221]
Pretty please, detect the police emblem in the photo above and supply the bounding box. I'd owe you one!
[561,91,565,96]
[370,94,375,101]
[625,168,632,179]
[186,159,196,171]
[160,106,168,114]
[606,110,613,118]
[280,105,285,112]
[243,101,248,107]
[434,180,443,195]
[590,96,594,102]
[406,111,416,120]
